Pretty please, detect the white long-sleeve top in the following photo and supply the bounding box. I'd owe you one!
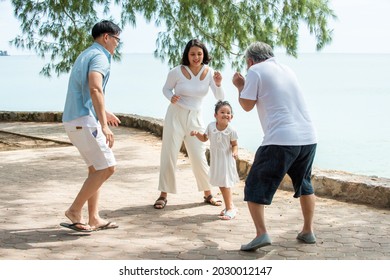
[162,65,224,110]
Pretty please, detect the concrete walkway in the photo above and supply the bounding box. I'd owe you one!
[0,121,389,260]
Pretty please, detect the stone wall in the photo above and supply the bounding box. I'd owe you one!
[1,111,389,208]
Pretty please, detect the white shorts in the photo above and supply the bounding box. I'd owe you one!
[64,125,116,170]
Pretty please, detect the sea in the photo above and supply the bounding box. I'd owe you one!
[1,53,390,179]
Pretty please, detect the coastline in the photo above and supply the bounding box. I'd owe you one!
[1,110,389,208]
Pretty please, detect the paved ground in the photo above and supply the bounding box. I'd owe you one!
[0,121,389,260]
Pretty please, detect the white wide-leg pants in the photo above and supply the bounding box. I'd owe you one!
[158,104,210,193]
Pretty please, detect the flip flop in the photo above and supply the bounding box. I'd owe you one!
[60,222,93,232]
[93,221,119,231]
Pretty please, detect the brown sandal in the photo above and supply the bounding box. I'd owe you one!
[154,197,167,209]
[204,194,222,206]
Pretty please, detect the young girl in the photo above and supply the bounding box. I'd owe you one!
[191,101,240,220]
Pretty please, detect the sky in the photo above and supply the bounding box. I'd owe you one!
[1,0,390,55]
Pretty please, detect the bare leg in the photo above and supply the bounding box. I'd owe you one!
[219,187,234,211]
[87,190,101,226]
[247,201,267,237]
[204,190,212,198]
[240,201,271,250]
[66,165,115,228]
[299,194,315,234]
[87,166,115,227]
[158,192,167,199]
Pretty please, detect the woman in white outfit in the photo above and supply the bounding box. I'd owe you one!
[154,39,224,209]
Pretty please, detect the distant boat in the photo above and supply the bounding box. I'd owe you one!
[0,50,10,56]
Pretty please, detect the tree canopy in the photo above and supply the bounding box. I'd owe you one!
[9,0,336,77]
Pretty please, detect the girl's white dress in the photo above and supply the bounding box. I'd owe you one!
[205,122,240,187]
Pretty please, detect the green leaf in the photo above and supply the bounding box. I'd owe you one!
[10,0,336,77]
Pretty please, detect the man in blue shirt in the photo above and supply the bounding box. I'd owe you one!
[61,20,122,232]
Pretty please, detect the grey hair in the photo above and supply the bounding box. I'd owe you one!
[245,42,274,63]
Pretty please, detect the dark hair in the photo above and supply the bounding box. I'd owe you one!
[245,42,274,63]
[91,20,122,39]
[181,39,211,65]
[215,100,233,115]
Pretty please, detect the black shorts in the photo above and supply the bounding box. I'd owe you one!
[244,144,317,205]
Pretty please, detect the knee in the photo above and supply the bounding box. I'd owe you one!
[106,166,116,177]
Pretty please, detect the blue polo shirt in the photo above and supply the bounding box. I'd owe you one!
[62,42,111,122]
